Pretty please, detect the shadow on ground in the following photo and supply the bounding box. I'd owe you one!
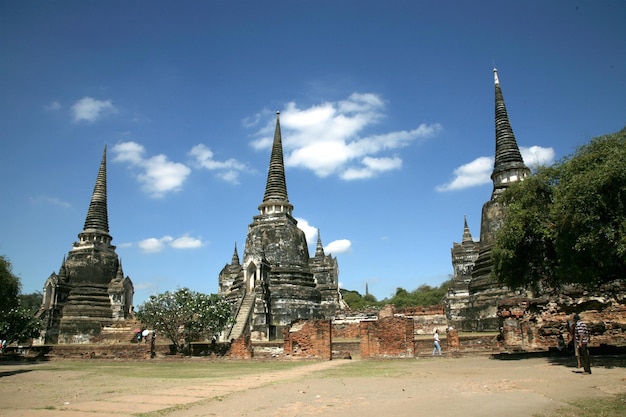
[490,346,626,370]
[0,369,32,378]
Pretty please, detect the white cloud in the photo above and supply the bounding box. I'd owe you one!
[296,218,318,246]
[296,217,352,256]
[71,97,117,123]
[521,146,555,169]
[138,155,191,198]
[170,235,204,249]
[137,234,203,253]
[436,145,555,192]
[29,195,71,208]
[138,236,173,253]
[189,144,247,184]
[342,156,402,180]
[112,141,191,198]
[249,93,441,180]
[112,141,145,165]
[436,156,493,192]
[326,239,352,254]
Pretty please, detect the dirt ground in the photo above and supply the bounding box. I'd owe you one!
[1,354,625,417]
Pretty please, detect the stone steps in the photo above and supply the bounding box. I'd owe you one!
[227,293,255,340]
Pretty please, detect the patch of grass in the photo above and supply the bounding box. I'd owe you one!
[317,359,413,378]
[533,393,626,417]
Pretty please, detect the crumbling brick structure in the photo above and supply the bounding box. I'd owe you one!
[360,316,414,358]
[498,281,626,351]
[283,319,332,360]
[332,321,361,339]
[226,334,254,359]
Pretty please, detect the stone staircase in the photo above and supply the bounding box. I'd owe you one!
[226,293,255,341]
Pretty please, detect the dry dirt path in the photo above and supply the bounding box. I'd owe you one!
[1,355,625,417]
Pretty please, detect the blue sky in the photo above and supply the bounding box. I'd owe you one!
[1,1,625,305]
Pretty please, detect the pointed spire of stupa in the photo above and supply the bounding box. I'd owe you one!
[491,68,530,196]
[462,215,474,243]
[315,229,325,257]
[259,112,294,215]
[231,242,240,266]
[75,147,114,250]
[58,256,68,282]
[83,146,110,233]
[115,260,124,281]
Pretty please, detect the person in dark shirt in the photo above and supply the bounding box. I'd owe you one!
[574,314,591,374]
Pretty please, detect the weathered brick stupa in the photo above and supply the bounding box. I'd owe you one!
[35,148,134,344]
[219,112,344,341]
[446,69,531,331]
[445,216,479,328]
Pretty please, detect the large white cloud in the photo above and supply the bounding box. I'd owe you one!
[72,97,117,123]
[521,145,556,170]
[112,141,191,198]
[249,93,441,180]
[436,156,493,192]
[136,234,203,253]
[325,239,352,254]
[436,145,555,192]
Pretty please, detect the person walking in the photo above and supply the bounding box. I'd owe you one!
[432,329,442,356]
[574,314,591,374]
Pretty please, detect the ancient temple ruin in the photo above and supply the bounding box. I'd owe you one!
[445,69,531,331]
[35,148,134,344]
[218,112,344,341]
[445,216,479,329]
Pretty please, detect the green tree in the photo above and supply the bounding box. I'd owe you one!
[491,167,559,291]
[0,255,20,313]
[0,307,41,345]
[383,282,451,307]
[389,287,412,307]
[492,128,626,290]
[0,255,41,345]
[341,289,379,310]
[135,288,234,355]
[411,283,449,306]
[19,292,43,314]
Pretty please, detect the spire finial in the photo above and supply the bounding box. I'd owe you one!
[259,112,293,213]
[231,242,240,266]
[492,68,530,196]
[462,215,473,243]
[315,229,325,257]
[493,67,499,85]
[83,146,110,233]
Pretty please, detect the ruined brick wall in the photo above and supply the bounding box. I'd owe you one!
[332,322,360,339]
[283,319,332,360]
[446,328,460,349]
[380,305,448,335]
[403,306,448,335]
[226,334,254,359]
[378,304,394,318]
[498,281,626,351]
[360,317,414,358]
